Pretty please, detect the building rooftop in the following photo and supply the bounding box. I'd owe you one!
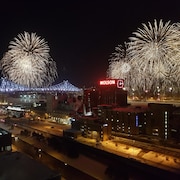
[113,105,149,113]
[0,151,60,180]
[0,128,9,135]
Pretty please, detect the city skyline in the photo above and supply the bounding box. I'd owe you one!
[0,0,180,87]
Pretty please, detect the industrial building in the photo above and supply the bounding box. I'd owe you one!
[70,79,180,144]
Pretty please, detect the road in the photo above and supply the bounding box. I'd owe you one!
[76,136,180,175]
[1,116,180,179]
[0,121,110,180]
[12,139,96,180]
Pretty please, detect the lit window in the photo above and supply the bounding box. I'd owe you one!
[135,115,139,127]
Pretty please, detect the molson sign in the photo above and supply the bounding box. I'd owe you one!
[99,79,124,88]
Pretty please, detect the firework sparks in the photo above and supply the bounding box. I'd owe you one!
[107,44,131,89]
[108,19,180,96]
[0,31,58,88]
[127,19,180,93]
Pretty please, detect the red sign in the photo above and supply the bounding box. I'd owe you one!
[99,79,124,88]
[99,80,116,85]
[117,79,124,88]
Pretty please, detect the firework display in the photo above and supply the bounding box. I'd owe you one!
[107,19,180,97]
[0,32,58,88]
[107,45,131,88]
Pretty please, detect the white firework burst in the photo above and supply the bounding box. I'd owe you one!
[107,44,131,77]
[107,44,131,89]
[120,62,131,74]
[126,19,180,94]
[0,31,58,88]
[108,61,131,80]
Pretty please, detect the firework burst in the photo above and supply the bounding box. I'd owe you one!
[107,45,131,88]
[0,31,58,88]
[128,19,180,94]
[108,19,180,96]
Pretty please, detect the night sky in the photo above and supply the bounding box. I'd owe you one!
[0,0,180,87]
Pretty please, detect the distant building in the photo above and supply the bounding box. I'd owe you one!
[147,103,174,140]
[98,79,127,107]
[82,79,128,116]
[98,105,149,136]
[96,102,180,143]
[46,81,83,113]
[71,116,111,141]
[6,105,29,118]
[71,79,180,143]
[171,107,180,142]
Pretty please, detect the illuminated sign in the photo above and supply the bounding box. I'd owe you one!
[99,80,116,85]
[117,79,124,88]
[99,79,124,89]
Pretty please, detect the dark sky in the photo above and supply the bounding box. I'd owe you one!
[0,0,180,87]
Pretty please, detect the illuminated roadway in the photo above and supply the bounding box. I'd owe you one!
[32,119,180,175]
[1,116,180,179]
[0,119,109,180]
[76,136,180,174]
